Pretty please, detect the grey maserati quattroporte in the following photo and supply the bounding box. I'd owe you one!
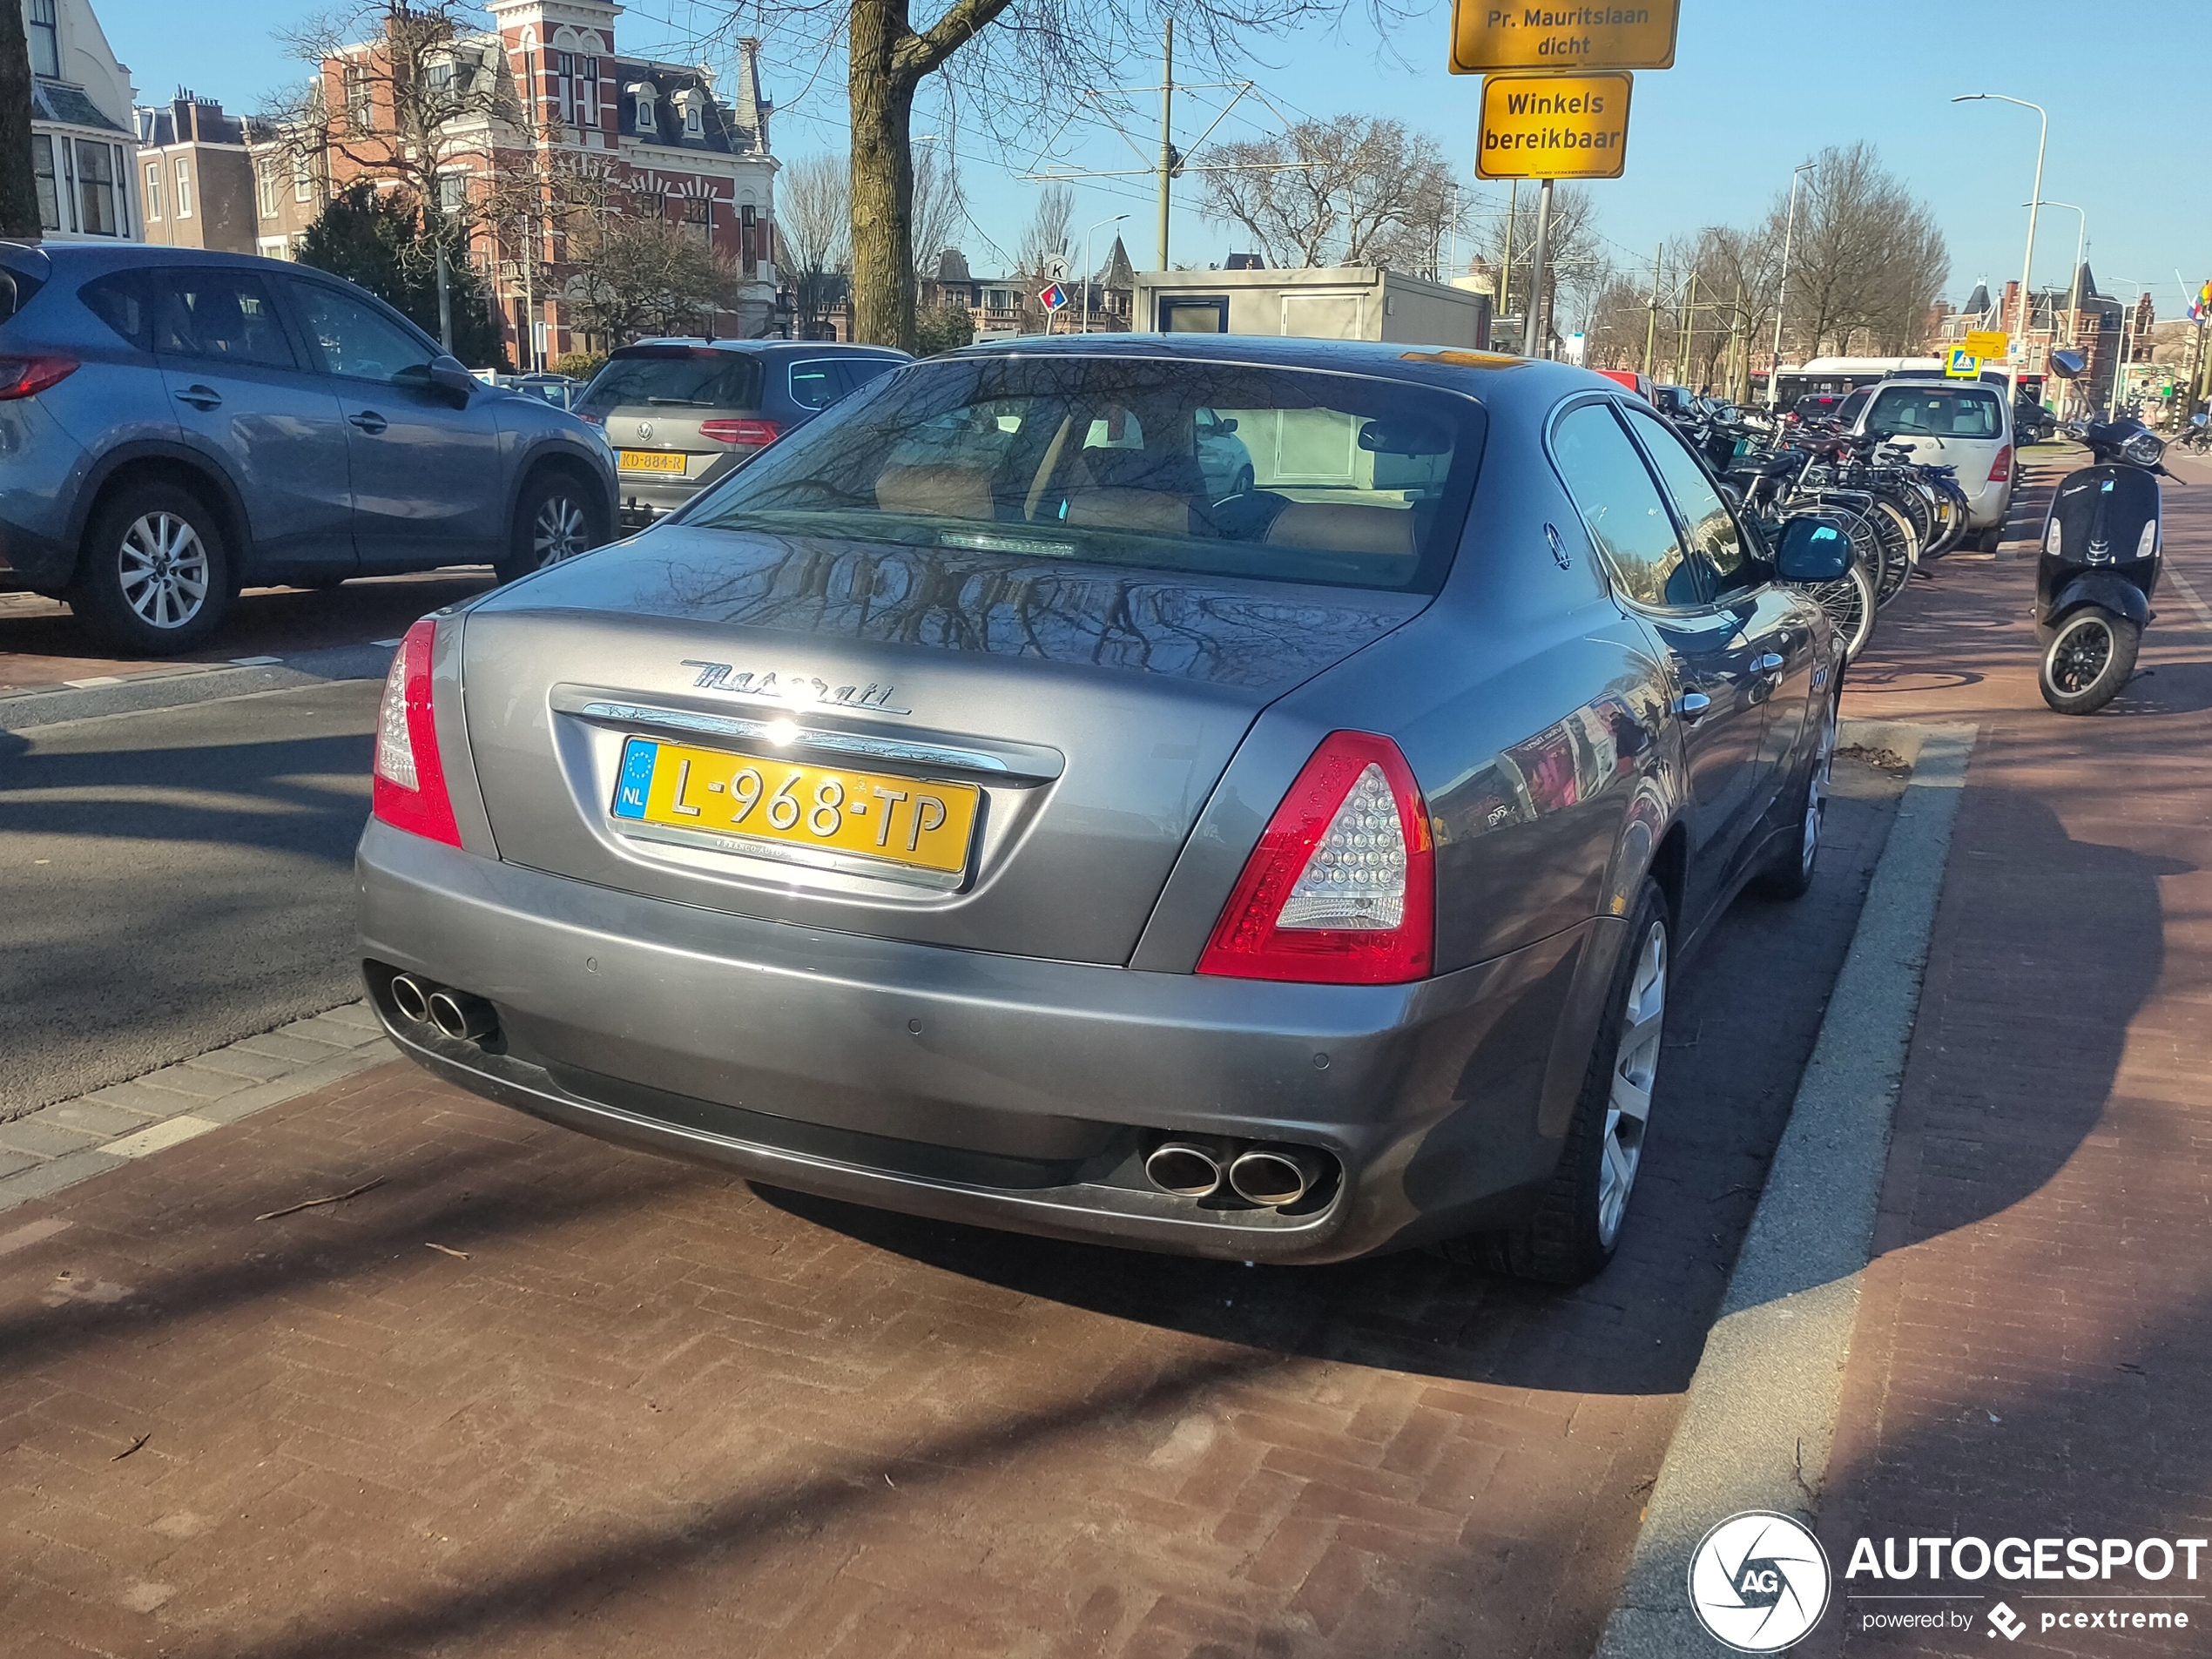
[357,335,1850,1283]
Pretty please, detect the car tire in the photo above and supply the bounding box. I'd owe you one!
[1750,691,1837,901]
[1977,525,2004,554]
[68,479,233,656]
[496,470,606,584]
[1440,878,1670,1285]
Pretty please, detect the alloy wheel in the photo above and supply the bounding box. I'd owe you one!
[531,495,590,569]
[118,513,211,630]
[1599,920,1667,1247]
[2048,614,2114,693]
[1801,697,1837,881]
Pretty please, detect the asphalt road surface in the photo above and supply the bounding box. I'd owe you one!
[0,679,380,1119]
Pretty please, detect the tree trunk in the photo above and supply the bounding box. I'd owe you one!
[0,1,41,240]
[848,0,916,351]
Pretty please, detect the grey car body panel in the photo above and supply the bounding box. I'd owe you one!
[458,535,1430,964]
[359,816,1594,1262]
[0,243,615,592]
[362,336,1838,1262]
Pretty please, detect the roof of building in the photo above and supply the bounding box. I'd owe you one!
[136,93,253,149]
[33,81,129,135]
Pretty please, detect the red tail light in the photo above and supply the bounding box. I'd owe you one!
[371,619,462,847]
[1990,444,2013,483]
[0,355,79,401]
[1197,731,1435,984]
[699,417,781,447]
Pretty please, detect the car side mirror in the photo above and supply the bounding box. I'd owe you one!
[1776,515,1853,583]
[428,354,476,407]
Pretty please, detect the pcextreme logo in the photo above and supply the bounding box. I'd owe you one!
[1689,1511,1832,1652]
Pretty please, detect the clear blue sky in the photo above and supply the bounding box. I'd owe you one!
[97,0,2207,317]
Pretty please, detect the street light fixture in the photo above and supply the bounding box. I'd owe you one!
[1768,161,1816,410]
[2101,277,2147,421]
[1954,93,2047,400]
[2025,199,2087,348]
[1080,212,1129,337]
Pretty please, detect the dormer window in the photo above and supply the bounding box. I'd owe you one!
[674,87,704,137]
[627,83,658,135]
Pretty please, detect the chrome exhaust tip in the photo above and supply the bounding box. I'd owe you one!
[426,988,499,1043]
[388,973,433,1024]
[1143,1139,1228,1199]
[1228,1145,1324,1209]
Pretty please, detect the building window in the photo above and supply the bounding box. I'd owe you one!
[293,154,313,202]
[28,0,60,79]
[75,140,119,237]
[632,86,657,135]
[31,135,60,232]
[345,64,373,132]
[145,160,164,220]
[173,158,192,219]
[437,172,467,215]
[684,196,711,246]
[739,202,756,273]
[258,163,278,219]
[577,56,597,127]
[684,98,702,137]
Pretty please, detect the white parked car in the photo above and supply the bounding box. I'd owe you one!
[1852,376,2013,551]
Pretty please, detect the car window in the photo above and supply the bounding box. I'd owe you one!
[687,355,1485,595]
[1866,385,2002,439]
[78,271,152,351]
[846,357,901,394]
[289,281,435,385]
[578,347,764,417]
[787,358,846,411]
[1551,401,1703,608]
[152,270,297,370]
[1623,405,1760,597]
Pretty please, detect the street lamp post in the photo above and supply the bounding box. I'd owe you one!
[1768,162,1816,409]
[1955,93,2047,401]
[2027,199,2087,346]
[2102,278,2145,421]
[1079,212,1128,337]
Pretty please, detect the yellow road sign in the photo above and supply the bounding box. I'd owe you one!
[1450,1,1680,73]
[1946,348,1980,380]
[1961,328,2009,361]
[1477,72,1634,179]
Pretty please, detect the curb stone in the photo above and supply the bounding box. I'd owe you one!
[1595,720,1978,1659]
[0,1002,395,1216]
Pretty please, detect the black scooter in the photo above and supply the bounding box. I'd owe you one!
[2033,348,2171,713]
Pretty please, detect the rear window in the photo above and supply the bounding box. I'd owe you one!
[685,355,1484,594]
[1866,385,2001,440]
[578,347,764,418]
[78,271,151,349]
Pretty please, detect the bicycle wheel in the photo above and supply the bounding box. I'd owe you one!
[1868,497,1919,607]
[1882,482,1933,551]
[1806,561,1877,662]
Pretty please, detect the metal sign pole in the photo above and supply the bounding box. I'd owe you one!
[1521,178,1552,358]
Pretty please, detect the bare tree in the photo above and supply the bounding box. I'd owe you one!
[779,151,851,332]
[1474,181,1602,346]
[1197,116,1461,272]
[569,195,741,343]
[0,2,37,239]
[910,140,965,282]
[1775,143,1948,359]
[1017,183,1075,276]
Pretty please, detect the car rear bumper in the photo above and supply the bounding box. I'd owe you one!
[356,818,1608,1264]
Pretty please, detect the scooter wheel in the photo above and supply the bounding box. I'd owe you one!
[2040,609,2140,714]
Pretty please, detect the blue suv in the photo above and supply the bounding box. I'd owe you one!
[0,243,617,653]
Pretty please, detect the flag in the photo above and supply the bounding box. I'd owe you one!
[2193,278,2211,324]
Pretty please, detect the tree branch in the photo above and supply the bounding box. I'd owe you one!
[892,0,1021,84]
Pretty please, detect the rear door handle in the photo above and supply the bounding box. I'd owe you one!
[175,385,221,411]
[1756,651,1786,674]
[347,411,388,435]
[1674,691,1712,724]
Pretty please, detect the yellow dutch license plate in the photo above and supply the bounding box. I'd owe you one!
[617,449,686,474]
[610,738,979,874]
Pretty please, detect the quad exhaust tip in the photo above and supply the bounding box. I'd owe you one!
[388,973,432,1024]
[1143,1140,1226,1199]
[1227,1145,1324,1210]
[426,988,499,1043]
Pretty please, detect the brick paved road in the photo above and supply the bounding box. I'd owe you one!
[1809,451,2212,1656]
[0,768,1905,1656]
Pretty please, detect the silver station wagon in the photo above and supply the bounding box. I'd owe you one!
[357,336,1847,1284]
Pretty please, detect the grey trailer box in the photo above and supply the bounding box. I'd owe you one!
[1131,266,1492,350]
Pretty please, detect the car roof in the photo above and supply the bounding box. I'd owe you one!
[621,337,910,358]
[957,332,1605,419]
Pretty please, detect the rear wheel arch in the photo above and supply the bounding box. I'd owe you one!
[73,449,251,584]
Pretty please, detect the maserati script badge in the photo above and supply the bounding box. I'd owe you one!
[681,662,913,718]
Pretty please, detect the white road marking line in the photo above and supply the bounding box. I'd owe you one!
[229,655,284,667]
[104,1116,219,1158]
[2161,562,2212,630]
[61,676,125,688]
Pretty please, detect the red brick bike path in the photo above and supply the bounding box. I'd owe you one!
[1810,450,2212,1656]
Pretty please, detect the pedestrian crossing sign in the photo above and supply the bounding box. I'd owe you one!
[1946,347,1980,380]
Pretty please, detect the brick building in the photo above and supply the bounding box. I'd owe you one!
[287,0,779,368]
[133,92,258,253]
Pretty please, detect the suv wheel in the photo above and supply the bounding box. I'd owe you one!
[497,472,605,583]
[70,481,233,655]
